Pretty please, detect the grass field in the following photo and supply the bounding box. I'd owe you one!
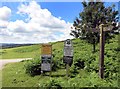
[1,41,64,59]
[0,45,40,59]
[2,61,65,87]
[1,34,119,87]
[2,61,117,87]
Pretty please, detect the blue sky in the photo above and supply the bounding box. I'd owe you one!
[0,1,119,43]
[1,2,118,22]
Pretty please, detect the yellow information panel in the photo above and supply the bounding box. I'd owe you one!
[41,44,52,55]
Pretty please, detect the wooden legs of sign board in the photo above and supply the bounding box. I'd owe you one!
[66,64,69,77]
[63,56,73,77]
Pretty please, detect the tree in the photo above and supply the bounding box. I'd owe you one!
[70,0,119,53]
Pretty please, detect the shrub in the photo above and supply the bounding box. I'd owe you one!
[74,59,85,69]
[25,55,41,76]
[52,49,64,70]
[52,59,60,71]
[69,65,79,78]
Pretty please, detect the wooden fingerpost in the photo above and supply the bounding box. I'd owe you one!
[99,24,105,79]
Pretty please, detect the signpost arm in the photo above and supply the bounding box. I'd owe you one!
[99,24,105,79]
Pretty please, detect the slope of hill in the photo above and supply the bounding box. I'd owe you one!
[0,44,40,59]
[0,43,34,49]
[1,34,119,87]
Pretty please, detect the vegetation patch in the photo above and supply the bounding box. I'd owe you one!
[1,34,119,87]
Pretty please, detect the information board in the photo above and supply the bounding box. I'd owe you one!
[64,46,73,56]
[64,39,73,57]
[41,63,51,71]
[63,39,73,66]
[41,44,52,55]
[41,44,52,72]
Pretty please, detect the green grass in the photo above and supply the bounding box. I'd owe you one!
[2,61,118,87]
[1,45,40,59]
[1,41,64,59]
[1,34,119,87]
[2,61,66,87]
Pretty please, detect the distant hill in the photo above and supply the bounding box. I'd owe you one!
[0,43,35,49]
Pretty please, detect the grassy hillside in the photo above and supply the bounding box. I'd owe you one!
[1,34,119,88]
[0,45,40,59]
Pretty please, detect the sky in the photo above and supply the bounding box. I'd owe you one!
[0,1,119,43]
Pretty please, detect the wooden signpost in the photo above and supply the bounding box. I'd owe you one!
[63,39,73,77]
[41,44,52,75]
[81,24,113,79]
[74,23,113,79]
[99,24,105,79]
[99,24,113,79]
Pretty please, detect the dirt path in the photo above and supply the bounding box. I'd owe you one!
[0,58,32,70]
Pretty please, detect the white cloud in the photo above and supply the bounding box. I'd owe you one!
[0,6,12,42]
[0,6,11,21]
[0,20,9,28]
[0,6,11,28]
[0,1,73,43]
[8,20,28,33]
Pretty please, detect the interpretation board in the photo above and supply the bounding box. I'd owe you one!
[63,39,73,77]
[41,44,52,73]
[41,44,52,55]
[63,39,73,66]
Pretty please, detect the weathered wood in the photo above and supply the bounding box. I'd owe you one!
[98,24,113,79]
[74,23,113,33]
[103,25,113,32]
[99,24,105,79]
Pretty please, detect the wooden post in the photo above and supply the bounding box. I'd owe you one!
[66,64,69,77]
[99,24,105,79]
[50,60,52,77]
